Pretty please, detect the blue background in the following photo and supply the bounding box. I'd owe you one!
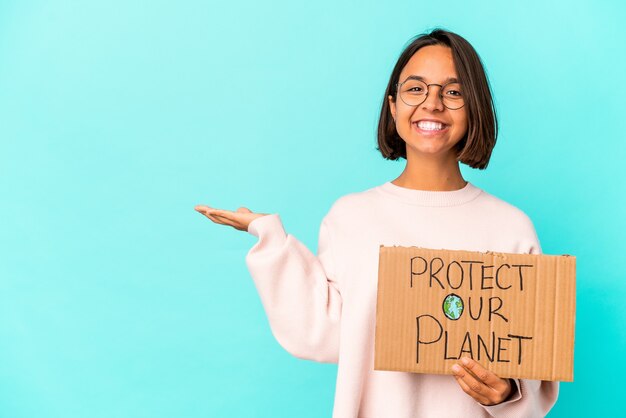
[1,1,624,416]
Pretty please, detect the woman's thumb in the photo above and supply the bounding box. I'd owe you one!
[236,207,252,214]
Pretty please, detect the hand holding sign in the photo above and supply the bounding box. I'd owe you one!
[195,205,268,232]
[451,357,512,406]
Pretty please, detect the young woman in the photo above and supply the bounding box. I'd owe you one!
[195,28,558,417]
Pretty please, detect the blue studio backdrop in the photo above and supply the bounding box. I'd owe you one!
[1,1,624,417]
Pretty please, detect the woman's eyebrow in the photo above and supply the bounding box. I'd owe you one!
[403,75,459,83]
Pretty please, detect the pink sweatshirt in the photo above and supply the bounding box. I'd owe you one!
[245,181,559,418]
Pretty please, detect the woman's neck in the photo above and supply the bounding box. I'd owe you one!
[392,153,466,191]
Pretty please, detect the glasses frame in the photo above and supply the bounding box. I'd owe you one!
[395,79,465,110]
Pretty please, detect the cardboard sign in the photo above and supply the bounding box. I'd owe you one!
[374,246,576,382]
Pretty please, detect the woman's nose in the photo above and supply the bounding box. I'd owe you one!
[421,88,445,111]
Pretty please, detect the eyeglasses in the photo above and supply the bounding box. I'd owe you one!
[395,79,465,110]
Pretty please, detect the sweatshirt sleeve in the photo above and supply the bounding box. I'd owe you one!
[244,213,342,363]
[481,214,559,417]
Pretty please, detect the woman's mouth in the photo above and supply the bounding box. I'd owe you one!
[413,121,449,136]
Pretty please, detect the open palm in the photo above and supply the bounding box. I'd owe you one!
[194,205,268,232]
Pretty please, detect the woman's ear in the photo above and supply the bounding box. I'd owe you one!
[388,95,396,121]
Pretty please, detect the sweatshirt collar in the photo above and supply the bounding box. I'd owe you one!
[376,180,482,207]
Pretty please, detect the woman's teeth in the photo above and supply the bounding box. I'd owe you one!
[416,121,445,130]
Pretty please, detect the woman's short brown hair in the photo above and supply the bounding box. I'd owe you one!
[377,28,498,169]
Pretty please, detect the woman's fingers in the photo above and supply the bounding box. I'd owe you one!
[459,357,508,392]
[195,205,265,232]
[452,369,491,405]
[196,205,231,222]
[451,358,512,405]
[195,205,229,219]
[200,208,238,226]
[194,205,213,215]
[451,363,492,404]
[213,212,247,230]
[205,212,228,225]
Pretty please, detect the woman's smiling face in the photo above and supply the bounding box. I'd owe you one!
[388,44,468,159]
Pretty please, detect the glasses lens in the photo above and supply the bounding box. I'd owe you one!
[441,82,464,109]
[399,80,427,106]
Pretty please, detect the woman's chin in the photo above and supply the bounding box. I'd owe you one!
[406,143,457,159]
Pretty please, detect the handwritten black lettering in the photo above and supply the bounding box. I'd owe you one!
[508,334,533,365]
[446,261,464,289]
[488,296,508,323]
[481,265,494,289]
[495,263,512,290]
[416,314,443,363]
[429,258,445,290]
[511,264,533,291]
[410,256,428,288]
